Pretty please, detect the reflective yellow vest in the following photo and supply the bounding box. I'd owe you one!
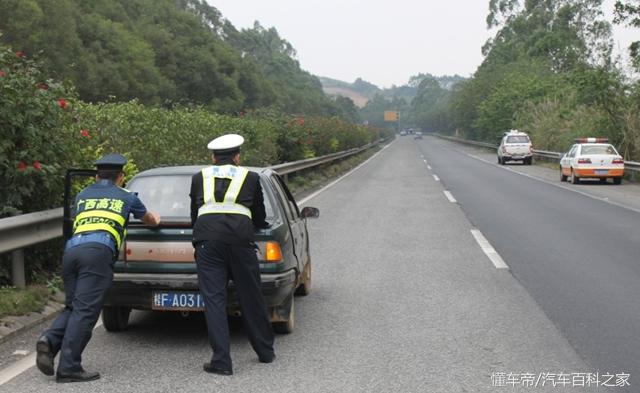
[72,202,127,250]
[198,165,252,219]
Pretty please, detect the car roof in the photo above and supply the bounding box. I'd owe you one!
[132,165,274,178]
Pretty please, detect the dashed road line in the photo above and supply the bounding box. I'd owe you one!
[470,229,509,269]
[443,190,456,203]
[427,165,432,170]
[433,174,440,182]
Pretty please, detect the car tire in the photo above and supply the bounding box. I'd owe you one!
[497,156,501,164]
[560,169,568,182]
[570,169,580,184]
[525,157,533,165]
[102,306,131,332]
[272,296,295,334]
[295,260,311,296]
[613,177,622,185]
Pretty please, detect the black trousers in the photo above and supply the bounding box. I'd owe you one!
[43,243,114,373]
[195,240,275,371]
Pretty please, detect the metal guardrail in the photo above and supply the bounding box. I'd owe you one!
[0,139,387,287]
[434,133,640,172]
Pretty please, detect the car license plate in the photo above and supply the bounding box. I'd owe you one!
[152,291,204,311]
[595,169,608,175]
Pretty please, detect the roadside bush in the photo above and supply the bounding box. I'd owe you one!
[0,43,89,217]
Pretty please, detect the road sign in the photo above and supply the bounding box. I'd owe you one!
[384,111,399,122]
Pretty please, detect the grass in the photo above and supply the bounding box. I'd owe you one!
[0,285,51,320]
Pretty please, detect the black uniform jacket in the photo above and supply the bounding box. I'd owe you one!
[190,160,269,246]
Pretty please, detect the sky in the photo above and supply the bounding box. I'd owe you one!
[208,0,637,88]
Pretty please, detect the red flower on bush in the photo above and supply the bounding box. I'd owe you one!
[0,70,6,77]
[80,129,90,138]
[57,98,67,109]
[36,83,49,90]
[17,161,27,171]
[33,161,42,171]
[296,117,305,126]
[15,51,24,58]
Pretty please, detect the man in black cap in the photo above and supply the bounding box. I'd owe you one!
[190,134,275,376]
[36,153,160,383]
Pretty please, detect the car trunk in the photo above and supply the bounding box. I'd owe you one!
[505,144,530,155]
[116,221,285,274]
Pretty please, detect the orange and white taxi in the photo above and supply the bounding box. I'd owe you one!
[560,138,624,184]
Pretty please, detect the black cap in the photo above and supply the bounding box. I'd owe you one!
[94,153,127,171]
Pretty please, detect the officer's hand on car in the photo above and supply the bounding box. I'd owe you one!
[142,211,161,227]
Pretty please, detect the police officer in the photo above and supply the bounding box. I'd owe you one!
[190,134,275,375]
[36,153,160,383]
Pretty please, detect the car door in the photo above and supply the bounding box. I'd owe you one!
[561,145,577,175]
[63,169,98,240]
[269,175,305,272]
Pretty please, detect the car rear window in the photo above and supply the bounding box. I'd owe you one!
[128,175,276,220]
[506,135,530,143]
[581,145,617,155]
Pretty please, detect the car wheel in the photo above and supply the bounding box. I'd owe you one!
[570,169,580,184]
[497,156,501,164]
[526,157,533,165]
[295,260,311,296]
[102,306,131,332]
[560,169,568,182]
[272,296,295,334]
[613,177,622,185]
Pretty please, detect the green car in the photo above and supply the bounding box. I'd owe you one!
[63,166,319,334]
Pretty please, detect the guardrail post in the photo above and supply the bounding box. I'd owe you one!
[9,210,26,288]
[11,248,26,289]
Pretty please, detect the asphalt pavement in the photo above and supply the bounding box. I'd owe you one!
[0,136,616,392]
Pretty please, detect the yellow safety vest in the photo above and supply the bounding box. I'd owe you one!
[72,208,127,249]
[198,165,252,219]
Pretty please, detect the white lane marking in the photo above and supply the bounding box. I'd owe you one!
[433,174,440,182]
[12,350,29,356]
[0,320,103,385]
[298,139,396,206]
[427,165,432,170]
[470,229,509,269]
[443,190,457,203]
[423,160,427,164]
[465,153,640,215]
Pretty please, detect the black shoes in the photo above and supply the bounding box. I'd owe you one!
[203,362,233,376]
[56,370,101,383]
[35,336,54,376]
[259,353,276,363]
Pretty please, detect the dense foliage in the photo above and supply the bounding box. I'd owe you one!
[408,0,640,160]
[0,42,388,218]
[0,0,355,118]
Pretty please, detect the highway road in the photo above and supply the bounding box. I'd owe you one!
[0,136,631,392]
[416,135,640,390]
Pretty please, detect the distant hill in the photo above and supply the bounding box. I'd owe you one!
[322,86,370,108]
[319,74,465,108]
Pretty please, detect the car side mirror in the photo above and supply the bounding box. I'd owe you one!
[300,206,319,219]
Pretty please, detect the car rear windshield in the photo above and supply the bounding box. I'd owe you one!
[128,175,276,220]
[506,135,530,143]
[581,145,617,155]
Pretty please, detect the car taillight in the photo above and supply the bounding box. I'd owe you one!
[577,158,592,164]
[612,158,624,164]
[264,241,283,263]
